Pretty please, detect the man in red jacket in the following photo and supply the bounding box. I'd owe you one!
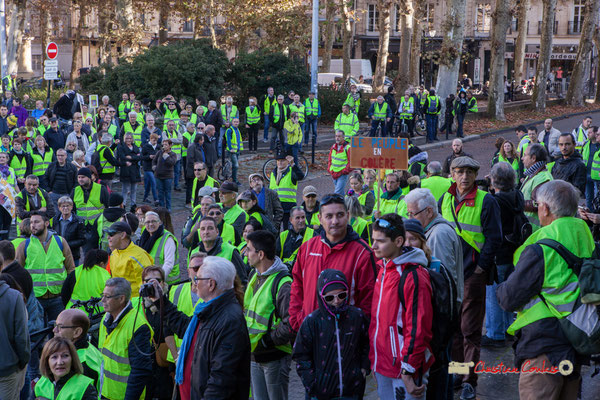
[328,130,353,195]
[289,193,376,331]
[370,213,434,399]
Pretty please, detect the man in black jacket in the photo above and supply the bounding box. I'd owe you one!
[146,254,250,400]
[384,86,397,136]
[442,138,472,176]
[203,125,219,177]
[44,117,66,153]
[45,148,77,212]
[552,133,586,196]
[0,240,32,301]
[51,196,86,265]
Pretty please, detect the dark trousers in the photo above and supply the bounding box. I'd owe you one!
[456,114,465,138]
[386,116,395,136]
[425,114,438,142]
[370,119,386,137]
[451,271,487,387]
[247,123,259,151]
[440,114,454,135]
[185,177,195,204]
[399,117,415,136]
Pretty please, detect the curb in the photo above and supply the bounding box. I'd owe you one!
[419,107,600,152]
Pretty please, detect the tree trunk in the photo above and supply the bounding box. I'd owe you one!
[158,1,169,44]
[531,0,556,112]
[408,0,423,87]
[373,0,391,92]
[98,6,112,65]
[341,0,352,83]
[39,6,51,67]
[435,0,467,122]
[395,0,413,93]
[594,28,600,102]
[513,0,529,85]
[565,0,600,106]
[6,0,27,75]
[321,0,337,72]
[207,0,218,48]
[115,0,134,56]
[69,0,85,89]
[487,0,511,120]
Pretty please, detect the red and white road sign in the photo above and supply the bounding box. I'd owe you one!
[45,42,58,60]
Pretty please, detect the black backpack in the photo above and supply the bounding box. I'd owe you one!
[399,262,460,364]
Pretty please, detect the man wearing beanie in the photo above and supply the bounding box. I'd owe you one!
[71,167,109,227]
[89,192,126,252]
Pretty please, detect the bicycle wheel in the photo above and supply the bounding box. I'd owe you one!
[415,118,426,136]
[298,155,309,177]
[262,158,277,180]
[218,161,232,181]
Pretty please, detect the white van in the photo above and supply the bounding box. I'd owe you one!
[317,73,373,93]
[328,59,373,80]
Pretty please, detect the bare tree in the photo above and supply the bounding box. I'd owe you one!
[6,0,28,74]
[408,0,424,87]
[565,0,600,106]
[321,0,337,72]
[487,0,511,120]
[341,0,352,82]
[158,0,169,44]
[595,28,600,102]
[69,0,86,89]
[395,0,413,93]
[373,0,392,92]
[513,0,529,85]
[435,0,467,120]
[207,0,218,47]
[531,0,556,112]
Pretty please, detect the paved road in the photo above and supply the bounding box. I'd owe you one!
[155,108,600,399]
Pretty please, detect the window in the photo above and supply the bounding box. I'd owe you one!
[394,5,401,32]
[573,0,584,32]
[476,3,492,32]
[32,54,42,71]
[367,4,378,33]
[424,3,434,32]
[183,19,193,32]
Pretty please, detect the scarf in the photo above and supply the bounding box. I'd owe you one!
[524,161,546,178]
[138,224,164,253]
[175,293,222,385]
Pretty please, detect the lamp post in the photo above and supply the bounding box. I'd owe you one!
[310,0,319,95]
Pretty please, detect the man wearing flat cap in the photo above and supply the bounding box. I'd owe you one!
[439,156,502,400]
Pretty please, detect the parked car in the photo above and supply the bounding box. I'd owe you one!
[363,76,394,92]
[20,76,66,90]
[317,73,373,93]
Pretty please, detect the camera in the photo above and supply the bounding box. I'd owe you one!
[139,283,156,298]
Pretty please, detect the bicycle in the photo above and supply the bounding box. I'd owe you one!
[217,158,232,181]
[262,154,309,180]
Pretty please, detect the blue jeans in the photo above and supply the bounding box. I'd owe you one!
[156,178,173,211]
[250,355,291,400]
[585,178,597,211]
[263,114,271,141]
[333,174,349,196]
[456,114,465,137]
[304,119,318,145]
[485,263,515,340]
[144,171,158,201]
[121,181,137,207]
[285,143,300,166]
[375,371,429,400]
[173,159,182,189]
[425,114,438,141]
[228,151,239,183]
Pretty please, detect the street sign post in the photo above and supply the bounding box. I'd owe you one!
[45,42,58,60]
[44,42,59,108]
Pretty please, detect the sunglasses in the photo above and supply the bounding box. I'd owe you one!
[208,211,222,216]
[320,193,344,206]
[323,291,347,302]
[194,168,206,171]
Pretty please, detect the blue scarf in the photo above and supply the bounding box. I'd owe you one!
[175,293,222,385]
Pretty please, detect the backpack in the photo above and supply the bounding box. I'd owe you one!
[399,261,460,364]
[537,239,600,355]
[24,233,64,258]
[507,210,532,246]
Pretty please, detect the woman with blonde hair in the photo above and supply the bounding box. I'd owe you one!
[35,337,97,400]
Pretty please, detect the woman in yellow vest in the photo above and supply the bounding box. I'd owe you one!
[238,219,262,265]
[35,337,98,400]
[31,135,54,190]
[344,194,371,244]
[237,190,278,235]
[348,171,375,218]
[63,249,110,311]
[492,140,521,183]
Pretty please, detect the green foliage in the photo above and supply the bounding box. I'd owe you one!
[79,40,229,103]
[227,51,310,103]
[20,87,62,109]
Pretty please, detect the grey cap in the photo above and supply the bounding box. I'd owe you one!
[450,156,480,171]
[198,186,218,197]
[303,185,318,196]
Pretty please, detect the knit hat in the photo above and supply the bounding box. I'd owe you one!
[108,193,124,207]
[404,218,426,240]
[77,167,92,179]
[6,115,17,126]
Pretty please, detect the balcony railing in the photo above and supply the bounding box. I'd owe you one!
[568,21,583,35]
[537,20,558,35]
[474,28,490,37]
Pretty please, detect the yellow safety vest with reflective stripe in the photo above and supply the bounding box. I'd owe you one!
[304,98,319,117]
[279,227,314,264]
[35,373,93,400]
[273,104,288,124]
[16,188,47,228]
[182,131,194,157]
[288,103,305,123]
[467,97,478,112]
[167,282,202,363]
[497,155,520,181]
[373,102,388,121]
[9,154,27,179]
[358,191,373,218]
[188,240,235,263]
[344,93,360,114]
[329,145,349,173]
[399,97,415,119]
[97,145,116,174]
[149,230,181,284]
[521,169,553,232]
[31,149,53,176]
[334,112,358,139]
[163,109,179,129]
[440,189,486,253]
[222,204,249,229]
[421,175,452,202]
[245,106,260,125]
[264,96,277,115]
[225,127,244,153]
[379,192,408,217]
[135,111,145,126]
[507,217,594,335]
[118,100,131,120]
[165,129,181,155]
[123,121,143,147]
[425,95,440,115]
[73,183,104,224]
[221,104,239,124]
[351,216,371,245]
[1,75,16,93]
[243,271,293,353]
[98,307,153,400]
[77,344,104,392]
[581,141,600,180]
[269,169,297,203]
[191,176,218,208]
[66,264,111,310]
[24,234,66,297]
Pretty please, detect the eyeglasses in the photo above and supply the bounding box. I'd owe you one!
[54,324,77,330]
[101,293,122,299]
[143,278,163,283]
[407,208,427,218]
[194,168,206,171]
[193,276,212,284]
[323,291,347,302]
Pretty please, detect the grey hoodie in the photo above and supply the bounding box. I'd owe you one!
[0,280,30,377]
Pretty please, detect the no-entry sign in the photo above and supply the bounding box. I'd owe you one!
[349,136,409,170]
[46,42,58,60]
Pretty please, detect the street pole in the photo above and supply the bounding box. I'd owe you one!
[0,0,7,84]
[310,0,319,165]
